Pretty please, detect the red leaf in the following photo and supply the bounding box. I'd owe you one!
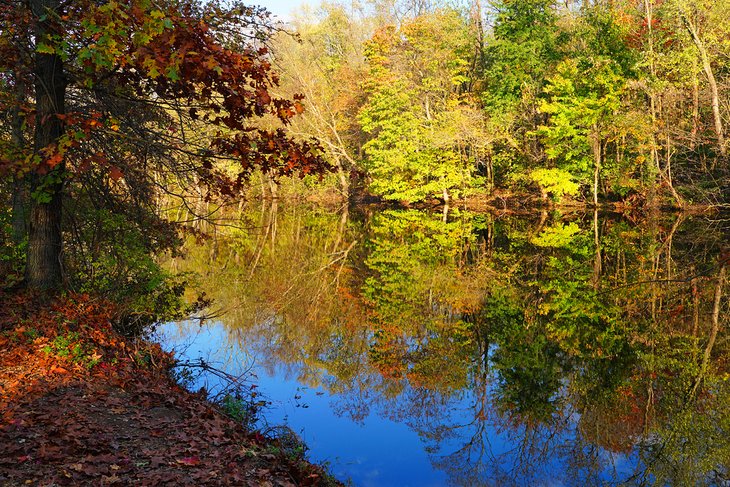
[109,166,123,181]
[176,456,200,466]
[47,152,63,168]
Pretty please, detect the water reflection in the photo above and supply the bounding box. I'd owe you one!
[163,203,729,486]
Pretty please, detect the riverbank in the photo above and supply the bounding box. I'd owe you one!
[297,184,728,215]
[0,292,339,486]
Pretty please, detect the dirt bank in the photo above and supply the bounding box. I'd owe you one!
[0,292,339,486]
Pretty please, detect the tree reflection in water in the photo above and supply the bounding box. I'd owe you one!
[168,202,729,485]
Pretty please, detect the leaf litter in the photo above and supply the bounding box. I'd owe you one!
[0,292,339,486]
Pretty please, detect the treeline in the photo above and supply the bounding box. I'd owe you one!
[1,0,727,312]
[273,0,730,207]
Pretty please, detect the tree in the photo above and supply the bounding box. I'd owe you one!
[673,0,728,156]
[535,3,635,206]
[481,0,559,114]
[537,57,625,205]
[273,3,372,197]
[0,0,326,290]
[479,0,562,177]
[629,0,726,204]
[357,10,478,203]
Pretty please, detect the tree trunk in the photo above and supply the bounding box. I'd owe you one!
[12,178,28,244]
[690,264,725,397]
[11,76,28,244]
[682,13,726,156]
[691,59,700,151]
[469,0,484,90]
[643,0,661,204]
[591,129,601,207]
[663,130,684,208]
[26,0,66,290]
[485,151,493,195]
[591,209,602,290]
[334,156,350,198]
[27,183,64,289]
[442,188,450,223]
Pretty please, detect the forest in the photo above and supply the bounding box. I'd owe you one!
[1,0,729,300]
[1,0,729,484]
[272,0,729,208]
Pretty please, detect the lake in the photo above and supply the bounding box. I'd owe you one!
[156,202,729,486]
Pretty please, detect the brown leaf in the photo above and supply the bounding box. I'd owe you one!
[109,166,124,181]
[50,365,69,375]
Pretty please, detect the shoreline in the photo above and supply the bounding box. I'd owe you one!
[264,185,729,215]
[0,292,341,486]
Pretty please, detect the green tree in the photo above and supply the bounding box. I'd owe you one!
[481,0,560,114]
[479,0,562,182]
[537,57,625,205]
[358,10,479,203]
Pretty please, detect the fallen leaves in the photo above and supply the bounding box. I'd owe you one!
[176,456,201,466]
[49,365,70,375]
[0,291,339,486]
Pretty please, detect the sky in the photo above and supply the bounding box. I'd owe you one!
[255,0,310,20]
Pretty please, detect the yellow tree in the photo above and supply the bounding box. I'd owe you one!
[273,4,373,196]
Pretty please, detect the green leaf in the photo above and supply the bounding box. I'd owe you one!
[36,43,56,54]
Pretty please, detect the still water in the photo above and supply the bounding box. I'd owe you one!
[157,203,729,486]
